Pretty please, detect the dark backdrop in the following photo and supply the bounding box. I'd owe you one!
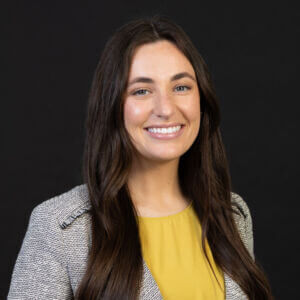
[3,1,299,299]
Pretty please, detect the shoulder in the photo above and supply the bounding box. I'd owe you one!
[8,184,92,298]
[31,183,92,230]
[230,191,255,260]
[230,191,251,220]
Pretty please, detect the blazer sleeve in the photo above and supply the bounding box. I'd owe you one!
[7,203,73,299]
[232,193,255,261]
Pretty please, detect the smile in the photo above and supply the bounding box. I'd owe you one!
[147,125,181,133]
[144,125,185,140]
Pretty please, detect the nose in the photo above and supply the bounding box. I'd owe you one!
[153,91,175,119]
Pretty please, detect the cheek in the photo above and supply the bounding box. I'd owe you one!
[124,100,149,129]
[181,97,201,122]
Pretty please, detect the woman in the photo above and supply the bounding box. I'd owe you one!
[8,15,273,299]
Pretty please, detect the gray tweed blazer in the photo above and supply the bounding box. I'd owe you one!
[7,184,255,300]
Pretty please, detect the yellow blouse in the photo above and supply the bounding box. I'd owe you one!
[137,202,225,299]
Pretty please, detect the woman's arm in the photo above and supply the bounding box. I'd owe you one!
[7,203,73,299]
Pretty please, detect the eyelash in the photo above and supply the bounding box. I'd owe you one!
[132,85,191,96]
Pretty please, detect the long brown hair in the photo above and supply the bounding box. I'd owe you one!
[75,14,273,299]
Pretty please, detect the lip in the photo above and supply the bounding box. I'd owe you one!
[144,125,185,140]
[144,123,184,129]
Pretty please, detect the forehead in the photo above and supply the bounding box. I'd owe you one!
[128,40,195,79]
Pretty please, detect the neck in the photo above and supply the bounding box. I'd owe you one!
[127,156,189,216]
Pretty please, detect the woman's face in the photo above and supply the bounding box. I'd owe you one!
[123,40,201,163]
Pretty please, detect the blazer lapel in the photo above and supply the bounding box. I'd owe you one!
[139,259,248,300]
[224,272,248,300]
[139,259,163,300]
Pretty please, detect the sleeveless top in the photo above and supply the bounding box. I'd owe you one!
[137,201,225,299]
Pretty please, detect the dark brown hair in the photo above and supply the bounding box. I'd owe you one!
[75,14,273,299]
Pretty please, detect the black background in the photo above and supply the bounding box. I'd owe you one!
[3,1,299,299]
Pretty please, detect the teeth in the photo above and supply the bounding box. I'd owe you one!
[147,125,182,134]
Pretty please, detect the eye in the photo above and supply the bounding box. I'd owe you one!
[132,89,149,96]
[175,85,191,92]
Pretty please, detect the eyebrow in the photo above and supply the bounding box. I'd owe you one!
[128,72,196,87]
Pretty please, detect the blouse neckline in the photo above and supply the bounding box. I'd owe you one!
[138,201,193,221]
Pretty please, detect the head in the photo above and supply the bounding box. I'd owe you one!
[123,39,201,165]
[78,14,273,300]
[83,14,220,185]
